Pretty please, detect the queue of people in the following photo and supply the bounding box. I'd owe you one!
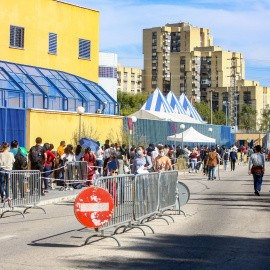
[0,137,268,201]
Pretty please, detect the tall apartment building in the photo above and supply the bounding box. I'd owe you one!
[117,63,143,94]
[143,22,270,129]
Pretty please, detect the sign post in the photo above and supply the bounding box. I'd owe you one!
[174,124,177,159]
[128,118,133,169]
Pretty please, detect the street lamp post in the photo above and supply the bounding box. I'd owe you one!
[209,89,214,125]
[131,116,137,146]
[223,101,229,126]
[76,106,85,140]
[208,127,213,148]
[180,124,185,150]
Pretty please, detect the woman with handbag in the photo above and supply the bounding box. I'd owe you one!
[131,146,153,175]
[248,145,265,196]
[116,146,129,175]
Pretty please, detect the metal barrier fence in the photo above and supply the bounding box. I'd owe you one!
[84,174,136,246]
[82,170,188,247]
[1,170,46,218]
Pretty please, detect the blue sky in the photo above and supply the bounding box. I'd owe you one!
[69,0,270,86]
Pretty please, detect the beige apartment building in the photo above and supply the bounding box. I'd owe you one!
[117,63,143,94]
[143,22,270,128]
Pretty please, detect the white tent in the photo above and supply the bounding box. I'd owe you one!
[167,127,216,143]
[129,110,202,124]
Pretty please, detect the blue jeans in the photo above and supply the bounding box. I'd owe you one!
[191,159,197,171]
[208,166,216,180]
[0,168,9,199]
[44,165,51,190]
[96,159,103,175]
[224,160,229,170]
[253,173,263,192]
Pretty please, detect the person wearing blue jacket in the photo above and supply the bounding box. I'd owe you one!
[230,149,238,171]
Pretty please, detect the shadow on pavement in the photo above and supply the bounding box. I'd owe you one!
[66,234,270,270]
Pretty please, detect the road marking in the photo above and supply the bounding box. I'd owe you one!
[79,203,109,212]
[0,235,16,241]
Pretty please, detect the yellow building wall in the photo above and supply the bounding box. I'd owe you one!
[0,0,99,82]
[26,109,123,150]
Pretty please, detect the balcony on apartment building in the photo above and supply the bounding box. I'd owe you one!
[201,67,211,73]
[163,62,170,68]
[201,80,211,88]
[180,67,185,72]
[180,75,186,80]
[152,40,157,46]
[152,70,158,75]
[163,55,170,60]
[180,60,186,65]
[201,58,211,65]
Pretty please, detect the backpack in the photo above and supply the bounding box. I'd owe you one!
[14,149,28,170]
[30,145,43,165]
[224,153,229,161]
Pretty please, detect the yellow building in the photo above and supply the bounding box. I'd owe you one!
[0,0,122,148]
[117,63,143,94]
[26,109,123,150]
[0,0,99,82]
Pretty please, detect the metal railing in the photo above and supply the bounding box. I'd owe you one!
[1,170,46,218]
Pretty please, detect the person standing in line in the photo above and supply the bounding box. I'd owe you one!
[223,149,230,171]
[75,145,84,162]
[151,145,159,162]
[132,146,153,174]
[115,146,129,175]
[43,143,55,192]
[57,141,65,180]
[153,147,173,172]
[0,142,15,203]
[29,137,47,196]
[206,148,219,181]
[189,149,198,173]
[82,148,96,185]
[95,142,103,175]
[230,149,237,171]
[248,145,265,196]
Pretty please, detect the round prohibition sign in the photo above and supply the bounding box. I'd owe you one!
[74,187,114,228]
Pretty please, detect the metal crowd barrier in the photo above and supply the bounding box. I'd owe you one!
[133,172,159,229]
[1,170,46,219]
[84,174,136,246]
[60,161,88,190]
[82,170,186,247]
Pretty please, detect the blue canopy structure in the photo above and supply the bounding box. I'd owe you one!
[0,60,119,115]
[165,91,186,115]
[140,88,174,113]
[179,93,203,122]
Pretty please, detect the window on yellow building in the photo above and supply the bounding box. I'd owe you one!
[10,25,24,49]
[49,33,57,54]
[79,39,91,60]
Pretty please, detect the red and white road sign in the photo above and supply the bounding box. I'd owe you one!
[74,187,114,228]
[128,118,133,130]
[175,124,177,134]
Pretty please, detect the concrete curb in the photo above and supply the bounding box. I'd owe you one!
[0,194,78,215]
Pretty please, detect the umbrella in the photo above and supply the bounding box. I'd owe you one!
[79,138,99,152]
[98,141,104,146]
[19,146,28,155]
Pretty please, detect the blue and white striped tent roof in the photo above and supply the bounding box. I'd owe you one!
[179,93,204,122]
[140,88,174,113]
[165,91,187,115]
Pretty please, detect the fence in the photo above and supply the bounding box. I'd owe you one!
[82,170,189,247]
[1,170,46,218]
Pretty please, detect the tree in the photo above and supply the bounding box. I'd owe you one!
[239,104,257,132]
[213,110,226,126]
[117,91,150,116]
[259,104,270,132]
[194,101,211,123]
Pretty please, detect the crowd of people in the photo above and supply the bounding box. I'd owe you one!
[0,138,268,202]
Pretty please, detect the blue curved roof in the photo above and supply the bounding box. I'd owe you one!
[0,60,119,115]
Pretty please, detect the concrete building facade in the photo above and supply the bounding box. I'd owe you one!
[99,52,118,100]
[117,63,143,94]
[143,22,270,129]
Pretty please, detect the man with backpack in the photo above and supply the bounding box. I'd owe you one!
[29,137,47,196]
[9,140,28,199]
[223,149,230,171]
[206,148,220,181]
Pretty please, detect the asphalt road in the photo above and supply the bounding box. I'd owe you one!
[0,164,269,270]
